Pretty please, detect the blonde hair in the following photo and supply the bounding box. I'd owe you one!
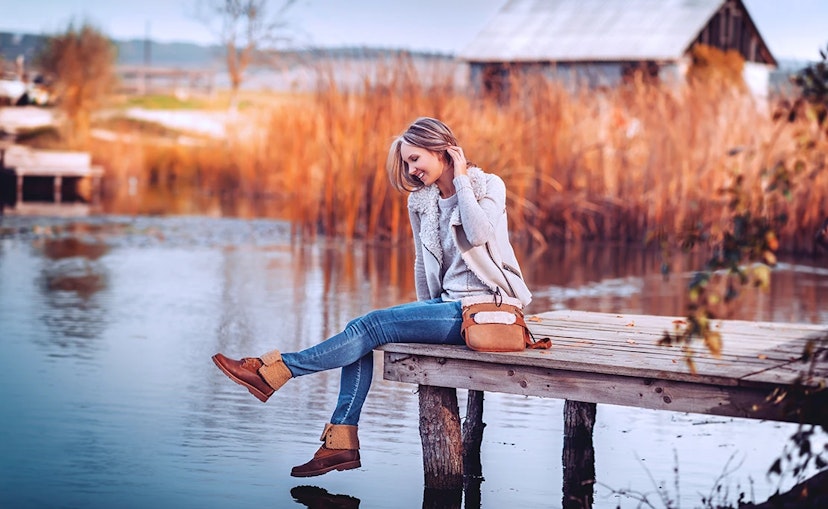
[387,117,466,193]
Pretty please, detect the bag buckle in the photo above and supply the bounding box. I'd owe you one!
[492,287,503,307]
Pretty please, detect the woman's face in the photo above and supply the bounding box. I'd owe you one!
[400,141,449,187]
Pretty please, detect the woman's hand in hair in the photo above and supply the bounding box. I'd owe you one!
[447,146,468,177]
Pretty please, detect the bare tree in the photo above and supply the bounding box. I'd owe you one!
[37,22,117,148]
[196,0,296,111]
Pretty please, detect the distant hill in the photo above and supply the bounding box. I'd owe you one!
[116,38,223,68]
[1,30,452,73]
[1,31,223,69]
[0,32,45,68]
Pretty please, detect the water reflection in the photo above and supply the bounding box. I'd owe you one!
[562,401,597,509]
[522,241,828,324]
[291,485,361,508]
[33,235,110,360]
[1,215,827,509]
[422,487,463,509]
[289,483,482,509]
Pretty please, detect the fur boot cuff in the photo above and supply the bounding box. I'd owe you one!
[320,423,360,450]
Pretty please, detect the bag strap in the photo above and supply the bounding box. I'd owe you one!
[525,330,552,349]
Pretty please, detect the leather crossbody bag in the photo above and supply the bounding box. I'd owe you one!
[460,294,551,352]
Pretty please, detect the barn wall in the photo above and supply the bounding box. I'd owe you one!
[694,0,776,65]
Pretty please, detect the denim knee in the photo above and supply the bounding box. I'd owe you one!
[346,309,393,346]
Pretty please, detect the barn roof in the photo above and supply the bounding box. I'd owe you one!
[459,0,767,63]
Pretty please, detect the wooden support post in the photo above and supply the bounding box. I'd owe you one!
[422,487,462,509]
[562,400,597,509]
[418,384,463,490]
[462,389,485,508]
[16,174,23,204]
[462,390,485,478]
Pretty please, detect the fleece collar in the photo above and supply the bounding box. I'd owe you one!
[408,166,486,266]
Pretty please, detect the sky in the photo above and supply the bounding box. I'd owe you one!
[0,0,826,61]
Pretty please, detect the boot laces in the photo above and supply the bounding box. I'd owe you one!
[240,357,262,370]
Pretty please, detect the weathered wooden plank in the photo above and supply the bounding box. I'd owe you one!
[381,341,782,388]
[531,310,825,344]
[531,335,763,371]
[534,331,800,361]
[527,311,827,384]
[540,313,825,345]
[382,351,807,423]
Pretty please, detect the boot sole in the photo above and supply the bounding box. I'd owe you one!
[290,460,361,477]
[211,354,272,403]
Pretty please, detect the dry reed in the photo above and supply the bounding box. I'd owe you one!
[91,58,827,253]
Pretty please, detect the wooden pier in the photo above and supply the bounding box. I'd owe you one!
[380,310,828,504]
[0,144,103,215]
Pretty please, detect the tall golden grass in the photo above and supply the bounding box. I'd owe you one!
[91,57,827,252]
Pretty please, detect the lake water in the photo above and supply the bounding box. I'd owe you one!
[1,214,826,509]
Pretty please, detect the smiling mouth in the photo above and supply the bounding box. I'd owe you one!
[414,171,425,182]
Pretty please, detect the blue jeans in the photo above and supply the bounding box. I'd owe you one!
[280,298,465,426]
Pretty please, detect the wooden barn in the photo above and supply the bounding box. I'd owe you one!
[459,0,777,96]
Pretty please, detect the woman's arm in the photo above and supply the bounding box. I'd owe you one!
[455,173,505,246]
[446,146,505,246]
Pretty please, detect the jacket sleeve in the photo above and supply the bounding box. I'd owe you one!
[454,173,506,247]
[408,205,431,301]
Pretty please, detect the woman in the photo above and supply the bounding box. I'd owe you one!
[212,117,531,477]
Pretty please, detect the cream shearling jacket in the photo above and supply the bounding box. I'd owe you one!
[407,167,532,307]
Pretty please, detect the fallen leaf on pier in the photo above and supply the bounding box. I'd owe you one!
[757,354,767,360]
[627,339,637,345]
[672,320,686,325]
[527,316,543,322]
[626,321,635,327]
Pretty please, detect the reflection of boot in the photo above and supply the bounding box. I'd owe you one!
[290,485,360,509]
[291,423,361,477]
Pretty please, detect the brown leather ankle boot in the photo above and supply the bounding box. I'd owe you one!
[212,349,291,403]
[291,423,361,477]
